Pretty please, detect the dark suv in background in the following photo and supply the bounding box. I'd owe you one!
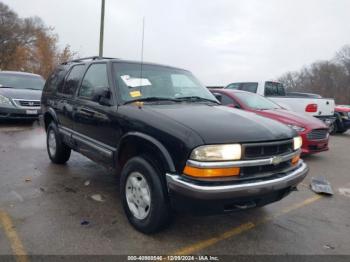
[41,56,308,233]
[0,71,44,121]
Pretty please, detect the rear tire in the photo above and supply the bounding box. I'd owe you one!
[46,122,71,164]
[120,156,171,234]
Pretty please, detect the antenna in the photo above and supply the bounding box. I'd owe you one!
[140,17,145,86]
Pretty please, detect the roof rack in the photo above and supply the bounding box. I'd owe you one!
[61,56,117,65]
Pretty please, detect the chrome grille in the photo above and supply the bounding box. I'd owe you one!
[243,140,294,160]
[307,129,328,140]
[14,99,41,108]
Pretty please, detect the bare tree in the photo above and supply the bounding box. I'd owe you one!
[0,2,76,78]
[279,46,350,104]
[336,45,350,75]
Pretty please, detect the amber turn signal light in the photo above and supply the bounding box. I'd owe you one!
[183,165,240,178]
[291,155,300,165]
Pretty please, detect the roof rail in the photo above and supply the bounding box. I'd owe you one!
[61,56,117,65]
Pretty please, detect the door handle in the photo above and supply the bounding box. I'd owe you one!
[80,107,95,116]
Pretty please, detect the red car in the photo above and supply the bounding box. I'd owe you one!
[334,105,350,134]
[211,89,329,155]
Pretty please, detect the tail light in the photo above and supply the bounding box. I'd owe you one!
[305,104,318,112]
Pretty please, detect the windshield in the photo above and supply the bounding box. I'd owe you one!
[234,91,281,110]
[113,63,217,103]
[0,73,45,90]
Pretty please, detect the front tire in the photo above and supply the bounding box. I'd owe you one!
[120,156,171,234]
[46,122,71,164]
[329,121,337,135]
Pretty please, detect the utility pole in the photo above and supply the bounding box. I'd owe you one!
[99,0,105,57]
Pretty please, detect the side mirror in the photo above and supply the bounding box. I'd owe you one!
[92,87,112,106]
[213,93,222,102]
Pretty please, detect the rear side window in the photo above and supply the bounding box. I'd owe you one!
[264,81,285,96]
[226,82,258,93]
[240,83,258,93]
[44,68,67,93]
[58,64,85,96]
[79,63,108,99]
[226,83,240,89]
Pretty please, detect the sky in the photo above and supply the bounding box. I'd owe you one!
[3,0,350,85]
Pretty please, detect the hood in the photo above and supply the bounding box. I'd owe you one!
[0,88,42,100]
[144,103,297,144]
[255,109,327,129]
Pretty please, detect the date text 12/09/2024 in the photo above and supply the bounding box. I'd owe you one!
[127,256,219,261]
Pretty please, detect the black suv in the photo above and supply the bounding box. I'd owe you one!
[41,57,308,233]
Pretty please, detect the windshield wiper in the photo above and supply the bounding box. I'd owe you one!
[124,97,180,104]
[0,85,14,88]
[175,96,220,104]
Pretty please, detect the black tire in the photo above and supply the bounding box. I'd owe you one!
[330,121,338,135]
[120,156,171,234]
[46,122,71,164]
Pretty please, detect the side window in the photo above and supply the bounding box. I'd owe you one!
[44,67,67,93]
[226,83,240,89]
[265,82,285,96]
[264,82,277,96]
[79,63,108,99]
[240,83,258,93]
[58,65,85,95]
[277,86,286,96]
[220,94,234,105]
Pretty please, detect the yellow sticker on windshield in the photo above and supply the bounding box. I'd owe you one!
[130,91,141,97]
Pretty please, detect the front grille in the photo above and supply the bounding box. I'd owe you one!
[14,100,41,108]
[308,144,327,151]
[307,129,328,140]
[240,161,292,179]
[238,139,296,180]
[243,140,293,159]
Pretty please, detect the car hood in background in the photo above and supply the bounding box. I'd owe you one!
[146,103,296,144]
[255,108,328,129]
[0,88,42,100]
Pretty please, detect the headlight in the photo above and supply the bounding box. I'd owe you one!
[293,136,302,151]
[0,94,11,105]
[190,144,242,161]
[287,124,305,132]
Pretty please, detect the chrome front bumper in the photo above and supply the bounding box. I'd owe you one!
[166,160,308,200]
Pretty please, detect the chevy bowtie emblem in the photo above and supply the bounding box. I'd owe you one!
[271,156,283,165]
